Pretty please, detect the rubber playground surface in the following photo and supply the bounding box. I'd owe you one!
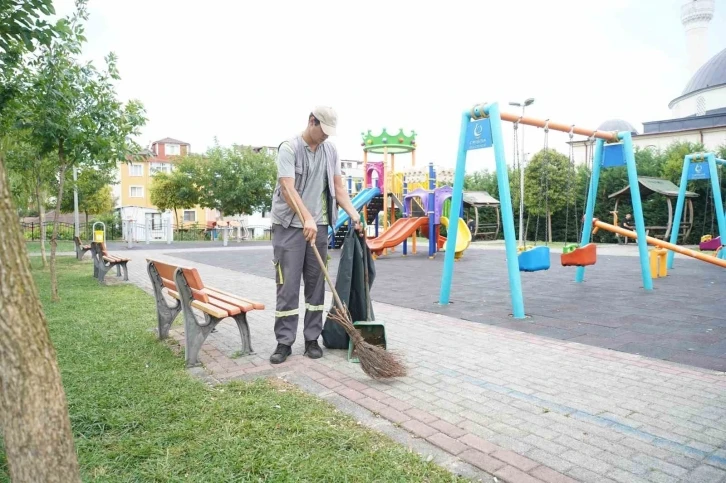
[168,242,726,372]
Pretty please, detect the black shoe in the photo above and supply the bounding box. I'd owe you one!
[270,343,291,364]
[304,340,323,359]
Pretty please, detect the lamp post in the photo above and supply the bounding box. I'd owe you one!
[73,166,80,237]
[508,97,534,246]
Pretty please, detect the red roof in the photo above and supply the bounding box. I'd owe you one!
[153,137,189,146]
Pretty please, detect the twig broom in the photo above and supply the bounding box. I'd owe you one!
[287,195,407,379]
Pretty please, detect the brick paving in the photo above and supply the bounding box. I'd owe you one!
[105,245,726,483]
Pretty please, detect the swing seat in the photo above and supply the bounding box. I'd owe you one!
[561,243,597,267]
[518,246,550,272]
[699,236,721,251]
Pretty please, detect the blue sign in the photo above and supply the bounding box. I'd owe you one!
[687,161,711,180]
[464,118,493,151]
[601,143,626,168]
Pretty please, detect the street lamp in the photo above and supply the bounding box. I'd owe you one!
[508,98,535,246]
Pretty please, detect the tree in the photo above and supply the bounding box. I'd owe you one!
[18,0,147,301]
[59,166,115,224]
[149,161,201,226]
[0,1,82,481]
[194,143,276,218]
[6,136,56,267]
[524,148,572,243]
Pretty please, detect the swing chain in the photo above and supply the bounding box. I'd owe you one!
[564,126,576,245]
[535,121,551,246]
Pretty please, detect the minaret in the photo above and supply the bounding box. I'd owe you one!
[681,0,715,75]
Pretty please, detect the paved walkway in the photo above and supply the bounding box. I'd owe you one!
[172,243,726,372]
[109,246,726,483]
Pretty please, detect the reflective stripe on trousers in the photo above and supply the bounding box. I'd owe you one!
[271,223,329,346]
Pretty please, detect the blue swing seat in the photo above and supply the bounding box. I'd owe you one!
[518,246,551,272]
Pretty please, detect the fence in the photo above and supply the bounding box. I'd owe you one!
[21,222,124,242]
[21,221,272,243]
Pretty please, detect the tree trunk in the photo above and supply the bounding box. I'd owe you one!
[35,180,47,268]
[50,143,67,303]
[0,154,82,483]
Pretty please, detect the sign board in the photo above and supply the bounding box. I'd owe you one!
[601,143,627,168]
[464,118,493,151]
[687,161,711,180]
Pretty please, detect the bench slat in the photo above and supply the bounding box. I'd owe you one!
[181,268,206,292]
[148,260,179,283]
[162,279,176,291]
[203,288,256,313]
[103,255,129,263]
[205,296,241,316]
[167,290,228,319]
[204,287,265,310]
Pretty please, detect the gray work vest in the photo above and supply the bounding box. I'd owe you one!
[271,134,339,229]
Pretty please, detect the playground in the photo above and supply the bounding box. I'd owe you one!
[18,103,726,483]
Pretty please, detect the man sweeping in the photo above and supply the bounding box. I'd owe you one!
[269,106,363,364]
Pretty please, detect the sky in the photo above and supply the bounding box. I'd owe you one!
[50,0,726,174]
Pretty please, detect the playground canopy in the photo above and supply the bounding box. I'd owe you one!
[462,191,501,240]
[608,176,699,242]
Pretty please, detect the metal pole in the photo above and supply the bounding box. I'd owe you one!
[667,154,692,269]
[490,103,526,318]
[518,105,525,246]
[575,139,604,284]
[622,131,653,291]
[73,166,80,237]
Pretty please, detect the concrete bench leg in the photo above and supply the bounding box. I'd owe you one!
[233,313,254,355]
[120,262,129,281]
[97,263,112,284]
[182,310,222,368]
[147,262,181,339]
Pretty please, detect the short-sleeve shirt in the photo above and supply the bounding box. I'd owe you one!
[273,137,342,228]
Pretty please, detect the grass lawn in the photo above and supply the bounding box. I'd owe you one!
[25,240,76,253]
[0,258,465,482]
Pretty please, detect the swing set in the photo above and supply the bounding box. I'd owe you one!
[512,119,597,272]
[440,102,655,319]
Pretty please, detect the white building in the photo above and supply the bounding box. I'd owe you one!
[573,0,726,162]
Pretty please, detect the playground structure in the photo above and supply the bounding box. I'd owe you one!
[365,161,472,259]
[439,102,674,319]
[669,152,726,265]
[325,128,484,259]
[608,176,698,244]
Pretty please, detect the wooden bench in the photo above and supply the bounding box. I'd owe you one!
[90,241,130,284]
[146,259,265,367]
[74,236,91,260]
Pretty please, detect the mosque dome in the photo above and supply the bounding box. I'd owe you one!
[679,47,726,97]
[597,119,639,134]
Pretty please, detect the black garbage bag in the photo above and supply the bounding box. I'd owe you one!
[322,228,376,349]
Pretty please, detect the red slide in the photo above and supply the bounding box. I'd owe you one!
[367,217,429,256]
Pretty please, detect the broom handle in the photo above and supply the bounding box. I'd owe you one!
[287,195,347,313]
[361,217,373,322]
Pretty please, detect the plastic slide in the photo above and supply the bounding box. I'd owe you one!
[439,216,472,259]
[328,186,382,239]
[367,217,429,256]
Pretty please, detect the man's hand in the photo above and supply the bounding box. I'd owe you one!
[303,217,317,242]
[349,213,364,237]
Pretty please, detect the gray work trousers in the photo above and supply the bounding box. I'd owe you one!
[271,223,328,346]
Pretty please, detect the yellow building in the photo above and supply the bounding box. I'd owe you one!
[113,137,217,237]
